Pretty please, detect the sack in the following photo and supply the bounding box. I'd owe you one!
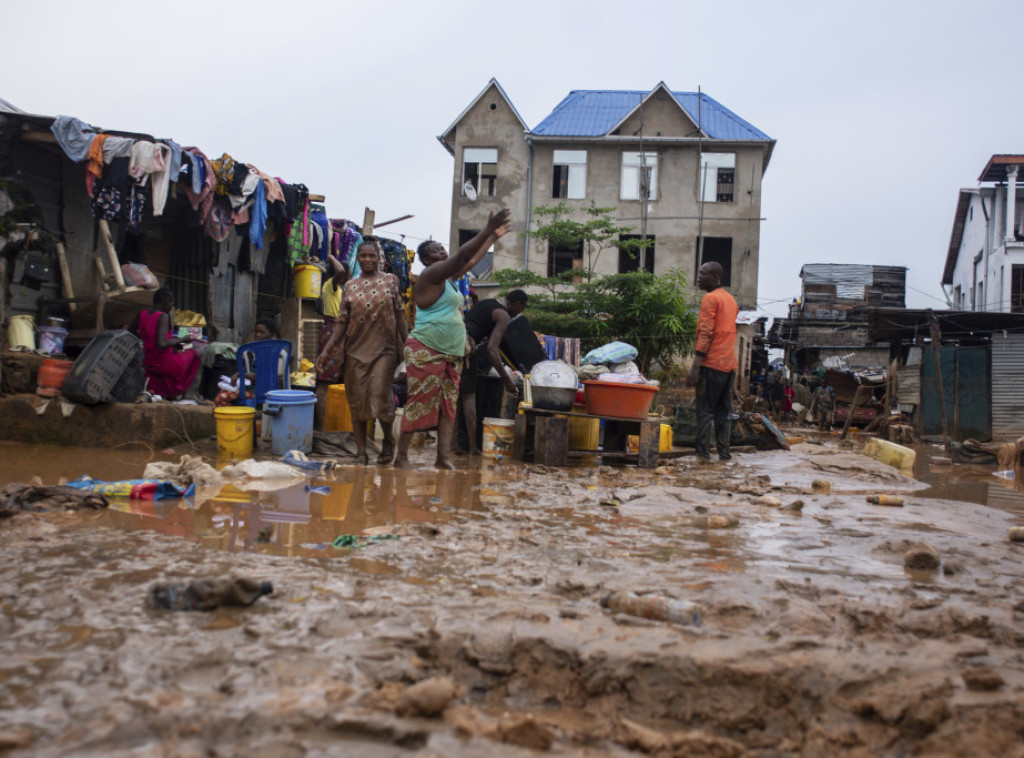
[121,262,159,288]
[582,341,638,366]
[23,251,53,283]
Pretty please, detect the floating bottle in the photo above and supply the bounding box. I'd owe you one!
[866,495,904,506]
[600,591,700,626]
[1009,527,1024,542]
[147,577,273,611]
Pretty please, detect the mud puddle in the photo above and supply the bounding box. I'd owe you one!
[2,439,1024,755]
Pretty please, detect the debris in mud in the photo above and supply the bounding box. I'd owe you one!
[602,591,701,626]
[143,454,222,488]
[147,576,273,611]
[754,494,782,507]
[904,542,941,571]
[0,729,34,750]
[781,499,805,512]
[1009,527,1024,542]
[398,675,459,717]
[867,494,904,506]
[961,666,1005,691]
[0,482,108,518]
[811,479,831,494]
[495,715,556,751]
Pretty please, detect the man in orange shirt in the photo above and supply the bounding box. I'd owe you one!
[685,261,739,462]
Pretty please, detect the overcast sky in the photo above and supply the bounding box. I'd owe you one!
[3,0,1022,317]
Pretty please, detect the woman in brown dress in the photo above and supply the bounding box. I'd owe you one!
[316,239,408,464]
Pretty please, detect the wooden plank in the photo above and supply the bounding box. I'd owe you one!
[638,420,660,468]
[513,413,528,461]
[55,242,76,311]
[97,220,126,288]
[534,415,568,467]
[362,207,376,236]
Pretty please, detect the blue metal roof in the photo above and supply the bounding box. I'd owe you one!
[531,89,771,142]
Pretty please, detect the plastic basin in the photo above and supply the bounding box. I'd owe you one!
[583,381,659,419]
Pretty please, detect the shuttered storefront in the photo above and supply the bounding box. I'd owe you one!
[991,334,1024,440]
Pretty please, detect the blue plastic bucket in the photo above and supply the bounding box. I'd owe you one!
[263,389,316,455]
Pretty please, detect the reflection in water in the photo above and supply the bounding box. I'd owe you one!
[913,446,1024,514]
[96,466,492,558]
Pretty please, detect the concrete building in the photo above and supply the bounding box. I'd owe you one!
[943,155,1024,312]
[437,80,775,309]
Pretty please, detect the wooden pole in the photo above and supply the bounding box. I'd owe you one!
[362,207,376,236]
[841,385,866,440]
[55,242,76,312]
[927,309,950,446]
[97,220,126,289]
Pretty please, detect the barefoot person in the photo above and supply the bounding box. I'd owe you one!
[316,238,407,465]
[393,209,511,469]
[133,287,201,401]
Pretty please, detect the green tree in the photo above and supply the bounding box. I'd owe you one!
[494,203,698,376]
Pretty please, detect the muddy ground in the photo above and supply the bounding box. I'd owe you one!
[1,435,1023,757]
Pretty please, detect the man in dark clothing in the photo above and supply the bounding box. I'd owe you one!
[810,377,836,431]
[460,290,528,455]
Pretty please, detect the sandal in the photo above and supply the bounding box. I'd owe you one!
[378,439,395,465]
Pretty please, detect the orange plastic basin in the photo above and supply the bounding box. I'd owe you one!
[582,380,659,419]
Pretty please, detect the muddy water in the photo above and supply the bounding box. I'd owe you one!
[1,438,1023,755]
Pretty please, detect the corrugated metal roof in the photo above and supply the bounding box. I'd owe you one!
[0,96,24,113]
[531,89,771,142]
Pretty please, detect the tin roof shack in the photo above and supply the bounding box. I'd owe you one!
[868,308,1024,442]
[771,264,907,373]
[0,108,331,368]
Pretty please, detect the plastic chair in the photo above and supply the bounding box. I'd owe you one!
[235,339,291,408]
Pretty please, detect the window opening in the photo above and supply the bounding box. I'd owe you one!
[618,235,655,274]
[463,147,497,197]
[552,150,587,199]
[620,152,658,200]
[698,237,732,287]
[700,153,736,203]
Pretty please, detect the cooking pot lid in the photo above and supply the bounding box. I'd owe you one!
[529,360,578,389]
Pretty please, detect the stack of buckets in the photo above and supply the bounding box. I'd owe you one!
[214,389,316,459]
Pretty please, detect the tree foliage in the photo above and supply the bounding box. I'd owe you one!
[529,201,652,276]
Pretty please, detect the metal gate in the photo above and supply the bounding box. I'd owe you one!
[991,334,1024,440]
[920,344,990,440]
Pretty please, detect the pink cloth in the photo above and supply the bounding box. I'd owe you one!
[183,146,216,222]
[137,310,200,399]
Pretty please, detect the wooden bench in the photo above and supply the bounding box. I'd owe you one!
[512,407,661,468]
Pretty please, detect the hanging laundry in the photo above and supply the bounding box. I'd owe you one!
[101,136,135,162]
[85,134,108,194]
[380,238,412,294]
[128,141,172,216]
[309,206,329,262]
[247,164,284,206]
[248,179,266,249]
[204,196,233,243]
[159,138,183,182]
[50,115,96,162]
[210,153,236,195]
[183,146,215,222]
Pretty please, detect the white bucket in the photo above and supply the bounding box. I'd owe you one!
[482,417,515,459]
[7,314,35,350]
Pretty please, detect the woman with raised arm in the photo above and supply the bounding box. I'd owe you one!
[393,208,511,469]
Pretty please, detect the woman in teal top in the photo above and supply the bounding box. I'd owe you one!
[394,209,511,469]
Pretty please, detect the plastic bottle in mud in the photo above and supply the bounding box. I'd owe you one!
[866,495,904,506]
[600,591,700,626]
[147,577,273,611]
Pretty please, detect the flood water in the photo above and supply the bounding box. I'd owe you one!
[2,436,1022,562]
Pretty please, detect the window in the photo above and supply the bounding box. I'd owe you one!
[618,235,655,274]
[953,285,961,310]
[463,147,497,197]
[1012,265,1024,313]
[620,152,658,200]
[698,237,732,287]
[700,152,736,203]
[459,229,493,278]
[552,150,587,199]
[548,240,583,277]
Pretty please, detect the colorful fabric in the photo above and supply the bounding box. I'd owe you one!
[85,134,108,194]
[183,146,215,221]
[210,153,236,195]
[66,476,194,501]
[286,217,306,263]
[401,336,462,432]
[694,286,739,373]
[410,280,465,357]
[137,309,201,400]
[316,316,343,383]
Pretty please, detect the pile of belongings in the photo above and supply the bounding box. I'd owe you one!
[576,342,658,386]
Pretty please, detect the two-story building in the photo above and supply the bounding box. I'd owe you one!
[943,154,1024,312]
[437,79,775,309]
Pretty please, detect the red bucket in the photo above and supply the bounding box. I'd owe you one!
[36,358,74,398]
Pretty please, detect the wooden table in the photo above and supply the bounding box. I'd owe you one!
[512,407,661,468]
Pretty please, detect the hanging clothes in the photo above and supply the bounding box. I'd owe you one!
[248,179,266,250]
[50,116,96,162]
[85,134,108,195]
[309,207,329,262]
[183,146,215,222]
[210,153,236,195]
[128,141,172,216]
[159,138,183,182]
[101,136,135,162]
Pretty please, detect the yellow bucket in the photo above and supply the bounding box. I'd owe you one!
[214,406,255,460]
[568,415,599,450]
[293,264,322,299]
[660,424,672,452]
[7,314,35,350]
[325,384,355,432]
[482,417,515,459]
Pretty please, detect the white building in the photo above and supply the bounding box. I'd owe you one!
[943,155,1024,312]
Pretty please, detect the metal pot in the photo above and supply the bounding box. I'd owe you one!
[529,360,578,389]
[530,385,577,412]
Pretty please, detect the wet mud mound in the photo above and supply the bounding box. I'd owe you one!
[1,446,1023,756]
